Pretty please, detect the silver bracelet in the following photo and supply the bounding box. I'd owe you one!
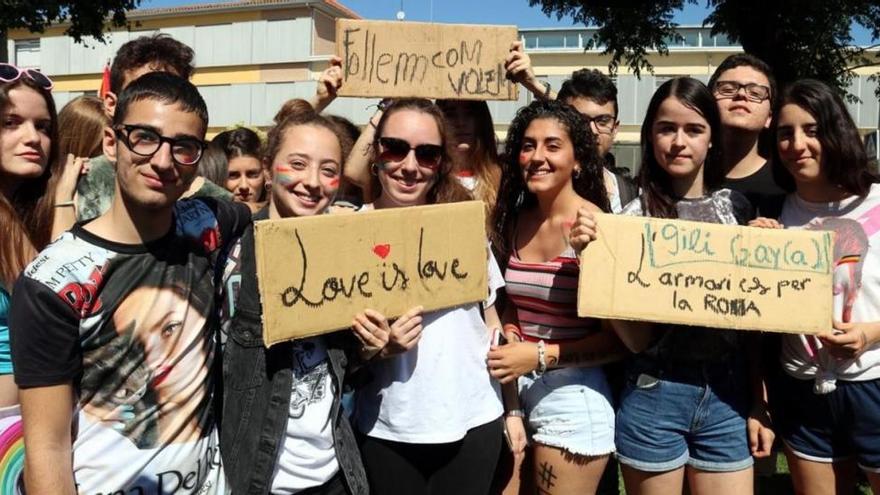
[536,340,547,375]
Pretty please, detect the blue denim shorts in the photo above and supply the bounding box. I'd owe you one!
[775,371,880,472]
[615,359,753,473]
[518,367,615,457]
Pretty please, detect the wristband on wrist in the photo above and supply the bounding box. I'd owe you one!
[505,409,525,418]
[54,200,75,208]
[536,340,547,375]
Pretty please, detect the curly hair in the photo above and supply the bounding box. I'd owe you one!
[636,77,724,219]
[773,79,877,196]
[370,98,472,205]
[491,99,609,261]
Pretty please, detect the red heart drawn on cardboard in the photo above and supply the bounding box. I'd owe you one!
[372,244,391,259]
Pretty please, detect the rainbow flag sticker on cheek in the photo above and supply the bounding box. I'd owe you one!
[0,407,23,495]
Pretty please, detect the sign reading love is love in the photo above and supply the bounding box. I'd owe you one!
[254,201,489,345]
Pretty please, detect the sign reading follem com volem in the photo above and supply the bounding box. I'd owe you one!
[578,213,835,334]
[336,18,519,100]
[254,201,489,346]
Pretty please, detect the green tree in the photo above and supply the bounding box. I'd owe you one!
[1,0,142,63]
[528,0,880,98]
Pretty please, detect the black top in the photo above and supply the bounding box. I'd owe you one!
[722,160,788,220]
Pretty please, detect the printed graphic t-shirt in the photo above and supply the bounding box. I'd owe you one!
[779,184,880,384]
[10,198,250,494]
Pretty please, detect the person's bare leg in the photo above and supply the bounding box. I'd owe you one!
[620,464,685,495]
[532,444,608,495]
[785,447,857,495]
[687,466,753,495]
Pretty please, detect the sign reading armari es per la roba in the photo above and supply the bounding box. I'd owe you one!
[254,201,489,345]
[578,214,834,334]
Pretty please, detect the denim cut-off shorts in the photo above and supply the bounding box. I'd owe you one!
[615,361,753,473]
[518,366,615,457]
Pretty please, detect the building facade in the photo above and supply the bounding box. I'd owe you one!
[7,1,879,171]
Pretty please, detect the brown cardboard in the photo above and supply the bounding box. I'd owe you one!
[254,201,489,345]
[336,19,519,100]
[578,213,834,334]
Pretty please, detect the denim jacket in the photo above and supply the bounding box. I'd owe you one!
[220,218,369,494]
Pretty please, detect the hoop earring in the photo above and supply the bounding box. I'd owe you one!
[573,168,582,179]
[371,163,380,176]
[264,182,272,191]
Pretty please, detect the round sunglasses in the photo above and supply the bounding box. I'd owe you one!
[0,63,54,91]
[378,137,443,170]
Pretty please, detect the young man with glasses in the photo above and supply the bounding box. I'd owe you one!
[709,54,787,218]
[9,72,251,493]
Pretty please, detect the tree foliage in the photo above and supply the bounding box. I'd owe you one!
[529,0,880,99]
[1,0,141,43]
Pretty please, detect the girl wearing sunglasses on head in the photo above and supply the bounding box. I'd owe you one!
[0,64,85,407]
[353,98,519,495]
[488,99,626,495]
[751,79,880,495]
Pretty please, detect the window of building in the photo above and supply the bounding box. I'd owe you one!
[538,33,565,49]
[523,33,539,49]
[564,33,580,49]
[14,39,40,69]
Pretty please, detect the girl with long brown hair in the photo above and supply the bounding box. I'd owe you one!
[1,65,82,406]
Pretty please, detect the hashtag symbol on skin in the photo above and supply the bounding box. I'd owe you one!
[538,461,557,490]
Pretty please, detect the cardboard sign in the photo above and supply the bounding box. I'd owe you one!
[255,201,488,345]
[578,214,834,334]
[336,19,519,100]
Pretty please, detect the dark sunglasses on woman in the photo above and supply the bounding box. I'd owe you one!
[378,137,443,170]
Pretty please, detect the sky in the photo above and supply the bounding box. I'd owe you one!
[140,0,875,45]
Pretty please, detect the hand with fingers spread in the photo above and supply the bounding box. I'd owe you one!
[366,305,424,359]
[313,55,344,112]
[487,340,539,384]
[818,320,880,359]
[748,217,784,229]
[352,309,392,361]
[569,207,598,252]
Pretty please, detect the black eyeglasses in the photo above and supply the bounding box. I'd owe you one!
[0,63,54,91]
[378,137,443,170]
[114,125,206,166]
[713,81,771,103]
[582,114,617,135]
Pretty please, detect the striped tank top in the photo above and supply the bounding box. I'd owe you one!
[505,245,599,342]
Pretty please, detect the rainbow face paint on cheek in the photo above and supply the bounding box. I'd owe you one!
[328,177,340,187]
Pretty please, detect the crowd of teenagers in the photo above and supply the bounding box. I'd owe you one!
[0,31,878,495]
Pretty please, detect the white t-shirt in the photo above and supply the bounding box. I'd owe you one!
[779,184,880,387]
[604,168,623,214]
[354,204,504,443]
[270,338,339,493]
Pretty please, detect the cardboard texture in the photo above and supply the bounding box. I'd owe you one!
[336,19,519,100]
[255,201,489,346]
[578,213,834,334]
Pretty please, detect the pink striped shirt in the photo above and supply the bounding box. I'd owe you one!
[505,246,600,342]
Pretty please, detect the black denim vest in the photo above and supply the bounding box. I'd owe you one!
[220,219,368,494]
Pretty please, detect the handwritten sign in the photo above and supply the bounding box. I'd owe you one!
[578,214,834,334]
[254,201,488,345]
[336,19,519,100]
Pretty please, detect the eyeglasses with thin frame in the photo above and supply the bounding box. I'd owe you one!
[114,125,206,167]
[713,81,771,103]
[583,114,617,135]
[0,63,54,91]
[378,137,443,170]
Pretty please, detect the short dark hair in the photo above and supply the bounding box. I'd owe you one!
[709,54,777,105]
[113,72,208,130]
[110,34,195,94]
[557,69,619,117]
[774,79,876,196]
[212,127,263,161]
